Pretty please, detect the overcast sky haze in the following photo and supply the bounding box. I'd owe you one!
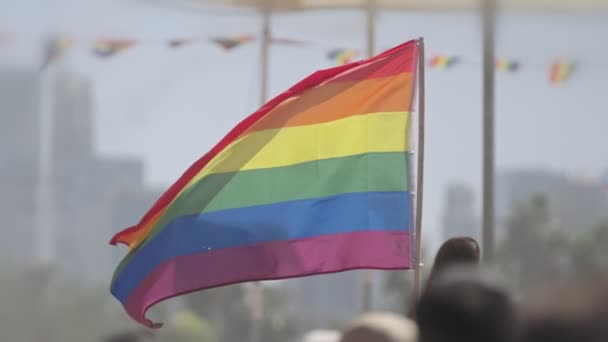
[1,0,607,244]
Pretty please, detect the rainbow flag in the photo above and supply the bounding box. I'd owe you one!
[41,35,73,68]
[110,40,419,328]
[495,58,520,72]
[92,39,136,58]
[550,59,574,84]
[327,48,360,65]
[211,34,253,50]
[429,55,459,69]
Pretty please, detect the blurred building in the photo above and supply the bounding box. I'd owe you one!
[285,272,361,331]
[51,70,163,283]
[284,270,394,335]
[51,70,100,280]
[600,170,608,193]
[0,67,40,265]
[441,182,478,241]
[496,169,608,239]
[0,66,161,284]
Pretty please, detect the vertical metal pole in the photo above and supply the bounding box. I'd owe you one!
[362,0,376,314]
[37,47,55,264]
[251,4,270,342]
[365,0,376,56]
[259,3,270,109]
[482,0,496,263]
[413,38,425,301]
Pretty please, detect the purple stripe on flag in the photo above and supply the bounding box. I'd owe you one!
[124,230,411,328]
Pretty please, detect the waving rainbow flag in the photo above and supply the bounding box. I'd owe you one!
[110,40,419,328]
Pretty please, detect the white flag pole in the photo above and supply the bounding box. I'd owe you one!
[413,37,426,301]
[250,2,270,342]
[362,0,377,314]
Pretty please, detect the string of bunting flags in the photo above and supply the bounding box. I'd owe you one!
[0,31,578,84]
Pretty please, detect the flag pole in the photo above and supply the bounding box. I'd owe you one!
[250,3,270,342]
[37,41,55,265]
[413,37,426,301]
[362,0,376,314]
[481,0,496,263]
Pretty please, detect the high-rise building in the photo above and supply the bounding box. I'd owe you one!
[441,182,478,241]
[284,271,362,331]
[50,70,97,279]
[496,169,608,239]
[0,67,40,265]
[49,70,162,284]
[0,66,161,284]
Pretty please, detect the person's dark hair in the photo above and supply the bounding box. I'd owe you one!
[408,237,480,319]
[427,237,480,284]
[416,271,516,342]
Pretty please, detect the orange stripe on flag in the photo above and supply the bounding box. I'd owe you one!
[247,73,413,133]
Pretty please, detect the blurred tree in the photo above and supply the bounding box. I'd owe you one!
[0,265,132,342]
[497,194,571,293]
[259,285,298,342]
[571,220,608,276]
[183,284,297,342]
[383,270,414,314]
[182,285,250,341]
[158,310,216,342]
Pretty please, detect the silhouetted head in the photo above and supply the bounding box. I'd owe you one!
[427,237,480,285]
[408,237,481,320]
[416,268,515,342]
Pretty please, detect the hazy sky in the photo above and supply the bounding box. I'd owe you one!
[2,0,608,244]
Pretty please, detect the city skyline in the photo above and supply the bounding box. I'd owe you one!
[1,0,607,271]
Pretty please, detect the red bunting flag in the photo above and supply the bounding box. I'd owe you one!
[0,32,10,45]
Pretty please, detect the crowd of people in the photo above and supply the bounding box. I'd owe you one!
[103,237,608,342]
